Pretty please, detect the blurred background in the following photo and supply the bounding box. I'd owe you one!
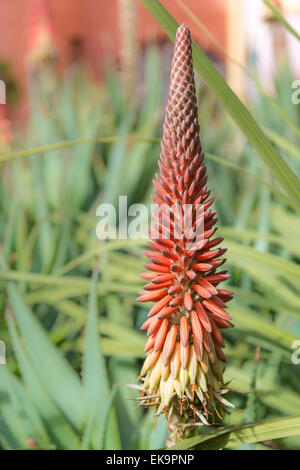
[0,0,300,451]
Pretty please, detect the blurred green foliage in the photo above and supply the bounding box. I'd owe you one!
[0,11,300,449]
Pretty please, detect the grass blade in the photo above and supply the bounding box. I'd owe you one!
[263,0,300,42]
[139,0,300,208]
[82,264,121,449]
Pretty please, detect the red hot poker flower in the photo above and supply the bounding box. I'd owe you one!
[27,0,57,65]
[137,24,234,430]
[0,105,12,149]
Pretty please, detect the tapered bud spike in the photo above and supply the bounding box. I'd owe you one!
[135,24,235,435]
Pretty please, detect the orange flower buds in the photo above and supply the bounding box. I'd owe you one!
[137,24,234,426]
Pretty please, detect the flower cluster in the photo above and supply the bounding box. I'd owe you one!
[27,0,57,65]
[137,24,234,430]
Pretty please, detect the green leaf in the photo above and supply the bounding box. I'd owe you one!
[139,0,300,209]
[82,267,121,450]
[264,127,300,164]
[48,299,144,348]
[226,240,300,283]
[230,303,297,354]
[100,338,144,359]
[6,312,80,449]
[263,0,300,42]
[224,365,300,416]
[172,414,300,450]
[0,366,29,449]
[1,366,50,445]
[220,227,300,257]
[228,285,300,321]
[102,120,131,207]
[98,386,119,450]
[0,136,160,164]
[82,269,106,419]
[0,269,140,295]
[6,281,83,430]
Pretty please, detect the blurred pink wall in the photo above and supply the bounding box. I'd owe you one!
[0,0,225,119]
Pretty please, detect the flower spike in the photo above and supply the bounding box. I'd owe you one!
[137,24,234,438]
[27,0,57,65]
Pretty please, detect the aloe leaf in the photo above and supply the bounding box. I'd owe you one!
[6,312,80,449]
[139,0,300,209]
[0,136,160,164]
[5,281,83,430]
[230,303,298,354]
[0,366,29,449]
[263,0,300,42]
[82,267,121,450]
[171,414,300,450]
